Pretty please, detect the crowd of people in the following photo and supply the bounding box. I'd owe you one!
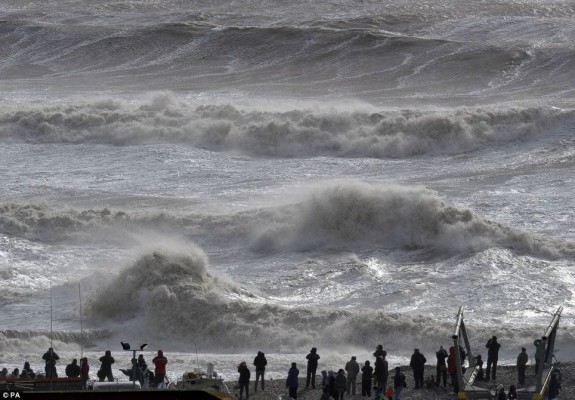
[234,338,562,400]
[0,347,170,390]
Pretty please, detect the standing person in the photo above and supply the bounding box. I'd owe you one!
[516,347,528,385]
[447,346,458,394]
[409,349,426,389]
[305,347,320,389]
[65,358,81,378]
[20,362,35,378]
[534,339,544,375]
[253,351,267,392]
[238,361,251,400]
[137,354,149,389]
[392,367,406,400]
[374,355,388,388]
[334,369,346,400]
[80,357,89,389]
[485,336,501,381]
[345,356,360,395]
[98,350,115,382]
[42,347,60,378]
[361,360,373,397]
[373,345,387,360]
[435,346,448,387]
[475,355,484,381]
[152,350,168,389]
[286,362,299,400]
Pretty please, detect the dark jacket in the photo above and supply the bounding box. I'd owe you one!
[486,339,501,360]
[42,349,60,366]
[253,352,268,372]
[238,364,251,384]
[361,365,373,381]
[393,371,406,389]
[436,348,448,366]
[286,366,299,388]
[99,352,115,373]
[410,351,427,370]
[65,361,81,378]
[306,350,320,369]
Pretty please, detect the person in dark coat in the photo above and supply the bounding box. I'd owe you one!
[475,355,484,381]
[253,351,267,392]
[305,347,320,389]
[20,362,35,378]
[361,360,373,397]
[238,361,251,400]
[496,384,506,400]
[393,367,406,400]
[374,355,388,388]
[516,347,528,385]
[345,356,360,395]
[373,345,387,359]
[286,362,299,400]
[42,347,59,378]
[80,357,90,389]
[435,346,448,387]
[485,336,501,381]
[327,370,336,399]
[65,359,81,378]
[409,348,427,389]
[98,350,115,382]
[334,369,346,400]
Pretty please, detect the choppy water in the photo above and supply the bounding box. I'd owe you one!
[0,0,574,380]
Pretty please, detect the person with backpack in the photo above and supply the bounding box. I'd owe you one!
[393,367,406,400]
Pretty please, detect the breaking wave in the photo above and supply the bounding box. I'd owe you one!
[0,94,571,158]
[0,329,112,352]
[250,181,575,259]
[2,181,574,259]
[86,249,574,353]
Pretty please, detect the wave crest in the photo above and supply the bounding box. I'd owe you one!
[1,95,570,157]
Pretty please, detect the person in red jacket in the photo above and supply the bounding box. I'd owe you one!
[447,346,458,394]
[152,350,168,389]
[80,357,90,389]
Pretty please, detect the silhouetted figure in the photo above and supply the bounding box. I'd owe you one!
[305,347,320,389]
[65,359,81,378]
[393,367,406,400]
[345,356,360,395]
[20,362,35,378]
[98,350,115,382]
[485,336,501,381]
[153,350,168,389]
[435,346,448,387]
[286,362,299,400]
[42,347,59,378]
[374,355,388,388]
[253,351,267,392]
[80,357,90,389]
[238,361,251,400]
[361,361,373,397]
[516,348,528,385]
[409,348,426,389]
[334,369,346,400]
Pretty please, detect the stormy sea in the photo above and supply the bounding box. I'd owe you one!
[0,0,574,381]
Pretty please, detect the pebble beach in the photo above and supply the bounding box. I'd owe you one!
[226,363,574,400]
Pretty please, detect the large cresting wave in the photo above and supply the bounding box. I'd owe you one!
[0,94,572,158]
